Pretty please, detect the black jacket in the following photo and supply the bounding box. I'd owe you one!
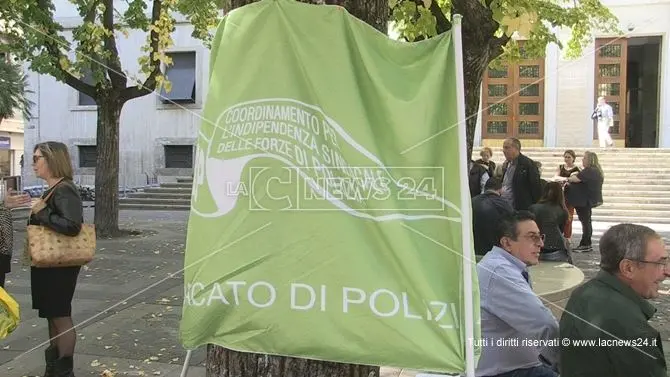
[502,153,542,211]
[472,191,514,255]
[565,167,603,208]
[29,180,83,237]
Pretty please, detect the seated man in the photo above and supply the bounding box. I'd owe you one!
[559,223,668,377]
[476,211,560,377]
[472,177,514,256]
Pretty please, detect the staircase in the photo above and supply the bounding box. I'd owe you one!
[473,147,670,224]
[121,148,670,225]
[119,177,193,211]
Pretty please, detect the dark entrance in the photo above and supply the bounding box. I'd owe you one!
[626,36,662,147]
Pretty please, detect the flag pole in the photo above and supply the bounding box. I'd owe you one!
[452,13,477,377]
[179,349,193,377]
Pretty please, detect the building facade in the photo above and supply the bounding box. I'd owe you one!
[23,0,670,188]
[22,0,210,188]
[475,0,670,149]
[0,53,26,181]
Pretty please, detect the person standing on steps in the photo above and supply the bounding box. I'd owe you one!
[475,146,496,178]
[500,137,542,211]
[592,96,614,148]
[30,141,84,377]
[555,150,580,240]
[565,151,604,253]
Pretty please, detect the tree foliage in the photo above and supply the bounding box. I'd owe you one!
[0,0,222,102]
[0,57,33,125]
[0,0,221,236]
[391,0,620,62]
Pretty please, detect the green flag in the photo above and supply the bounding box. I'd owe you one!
[180,0,480,373]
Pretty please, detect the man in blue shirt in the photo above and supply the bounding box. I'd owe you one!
[476,211,560,377]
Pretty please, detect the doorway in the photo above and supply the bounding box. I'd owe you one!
[626,36,662,147]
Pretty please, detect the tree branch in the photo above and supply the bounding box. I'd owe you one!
[430,0,451,34]
[121,0,163,102]
[38,0,97,99]
[102,0,127,90]
[489,34,511,58]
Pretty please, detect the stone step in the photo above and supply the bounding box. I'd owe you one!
[160,183,193,189]
[474,147,670,154]
[601,184,670,191]
[126,192,193,200]
[119,203,190,211]
[598,202,670,210]
[541,173,668,180]
[588,214,670,224]
[119,198,192,205]
[539,167,670,174]
[143,187,191,194]
[591,208,670,218]
[604,196,670,204]
[176,177,194,183]
[601,190,670,197]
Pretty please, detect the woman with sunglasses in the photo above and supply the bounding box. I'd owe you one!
[29,141,83,377]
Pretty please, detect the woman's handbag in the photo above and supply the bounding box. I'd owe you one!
[26,183,96,268]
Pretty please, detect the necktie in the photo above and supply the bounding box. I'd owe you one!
[522,270,531,287]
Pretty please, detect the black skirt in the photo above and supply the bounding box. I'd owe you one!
[31,265,81,318]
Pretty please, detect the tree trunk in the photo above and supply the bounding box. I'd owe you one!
[93,93,122,237]
[207,345,379,377]
[451,0,507,161]
[206,0,386,375]
[462,47,490,161]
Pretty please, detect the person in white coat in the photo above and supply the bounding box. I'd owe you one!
[592,96,614,148]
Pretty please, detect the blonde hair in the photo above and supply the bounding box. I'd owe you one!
[583,151,603,178]
[34,141,74,180]
[480,147,493,158]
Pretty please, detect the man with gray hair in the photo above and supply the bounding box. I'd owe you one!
[559,223,668,376]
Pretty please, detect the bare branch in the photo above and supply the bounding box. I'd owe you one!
[121,0,163,102]
[102,0,127,90]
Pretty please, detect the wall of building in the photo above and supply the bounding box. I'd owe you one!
[1,110,25,179]
[554,0,670,147]
[477,0,670,148]
[23,4,210,188]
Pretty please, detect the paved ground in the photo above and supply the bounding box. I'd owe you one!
[0,210,668,376]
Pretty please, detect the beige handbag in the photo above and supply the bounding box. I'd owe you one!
[26,182,96,267]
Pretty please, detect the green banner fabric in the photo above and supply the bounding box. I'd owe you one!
[180,0,480,373]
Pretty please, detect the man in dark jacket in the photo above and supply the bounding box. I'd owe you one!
[501,137,542,211]
[559,223,669,377]
[472,177,514,256]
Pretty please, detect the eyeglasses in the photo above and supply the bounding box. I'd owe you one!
[521,233,545,245]
[33,155,43,164]
[629,258,670,268]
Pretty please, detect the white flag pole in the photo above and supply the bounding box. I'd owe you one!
[179,349,193,377]
[452,13,477,377]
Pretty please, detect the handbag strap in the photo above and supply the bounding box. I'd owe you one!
[32,179,65,214]
[42,178,65,201]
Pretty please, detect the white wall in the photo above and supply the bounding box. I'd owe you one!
[554,0,670,147]
[24,5,211,188]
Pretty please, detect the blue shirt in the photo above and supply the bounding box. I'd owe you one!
[475,246,560,376]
